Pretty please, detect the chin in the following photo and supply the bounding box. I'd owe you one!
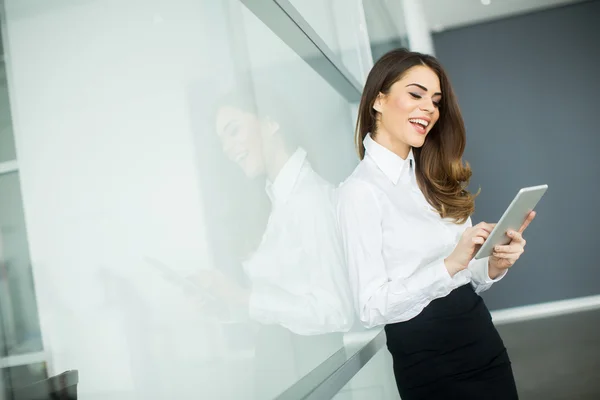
[241,164,265,179]
[409,137,427,148]
[242,168,260,179]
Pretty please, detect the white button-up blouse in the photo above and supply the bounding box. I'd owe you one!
[337,134,505,328]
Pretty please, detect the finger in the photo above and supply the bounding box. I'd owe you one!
[494,244,524,254]
[190,272,216,289]
[476,222,496,233]
[195,298,208,309]
[474,228,491,239]
[506,230,526,244]
[472,236,485,245]
[518,211,537,233]
[491,252,519,260]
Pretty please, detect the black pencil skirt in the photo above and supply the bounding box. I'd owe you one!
[384,284,519,400]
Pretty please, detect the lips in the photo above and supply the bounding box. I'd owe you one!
[408,118,430,135]
[234,151,248,163]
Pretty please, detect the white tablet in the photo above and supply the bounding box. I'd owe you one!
[474,184,548,260]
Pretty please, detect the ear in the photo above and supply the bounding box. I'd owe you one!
[372,92,385,113]
[262,116,280,136]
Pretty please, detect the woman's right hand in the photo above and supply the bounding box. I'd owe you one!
[190,270,250,306]
[444,222,495,276]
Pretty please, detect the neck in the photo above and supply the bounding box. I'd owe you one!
[373,130,410,160]
[265,145,292,182]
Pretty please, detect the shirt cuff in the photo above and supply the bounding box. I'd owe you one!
[469,257,507,284]
[248,285,276,325]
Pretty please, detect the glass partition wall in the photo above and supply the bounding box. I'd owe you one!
[0,0,409,398]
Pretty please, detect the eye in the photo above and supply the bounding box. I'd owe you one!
[433,100,441,108]
[409,92,422,100]
[224,122,241,137]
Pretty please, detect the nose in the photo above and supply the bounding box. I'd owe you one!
[419,98,436,114]
[221,136,235,157]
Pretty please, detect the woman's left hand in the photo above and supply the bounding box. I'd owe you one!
[489,211,536,274]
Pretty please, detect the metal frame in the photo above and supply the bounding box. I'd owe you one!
[0,158,45,374]
[0,1,48,380]
[240,0,363,102]
[275,329,386,400]
[0,351,46,368]
[0,159,17,175]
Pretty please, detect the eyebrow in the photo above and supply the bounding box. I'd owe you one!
[406,83,442,96]
[220,120,237,136]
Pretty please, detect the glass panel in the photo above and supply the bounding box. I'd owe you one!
[288,0,370,83]
[362,0,409,62]
[188,2,358,397]
[288,0,339,51]
[0,172,42,357]
[1,362,48,396]
[333,348,399,400]
[0,32,17,163]
[2,0,359,398]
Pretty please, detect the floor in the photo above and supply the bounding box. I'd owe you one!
[496,309,600,400]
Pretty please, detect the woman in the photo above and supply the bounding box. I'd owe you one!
[337,48,536,399]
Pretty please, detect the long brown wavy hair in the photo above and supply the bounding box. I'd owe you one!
[356,48,477,224]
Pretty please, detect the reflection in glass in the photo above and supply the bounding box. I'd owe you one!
[1,0,367,397]
[362,0,409,62]
[288,0,368,83]
[0,172,42,358]
[214,84,354,332]
[187,82,355,398]
[0,52,16,163]
[1,362,48,397]
[333,349,398,400]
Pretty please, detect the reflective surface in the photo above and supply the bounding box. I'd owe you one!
[0,172,42,358]
[1,362,47,397]
[333,346,399,400]
[0,0,363,398]
[362,0,409,62]
[0,53,16,163]
[288,0,370,83]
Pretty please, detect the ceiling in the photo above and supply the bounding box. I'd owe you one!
[366,0,588,44]
[422,0,588,32]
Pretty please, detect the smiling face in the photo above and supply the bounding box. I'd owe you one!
[215,105,266,178]
[372,65,442,159]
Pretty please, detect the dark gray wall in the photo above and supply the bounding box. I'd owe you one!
[433,0,600,309]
